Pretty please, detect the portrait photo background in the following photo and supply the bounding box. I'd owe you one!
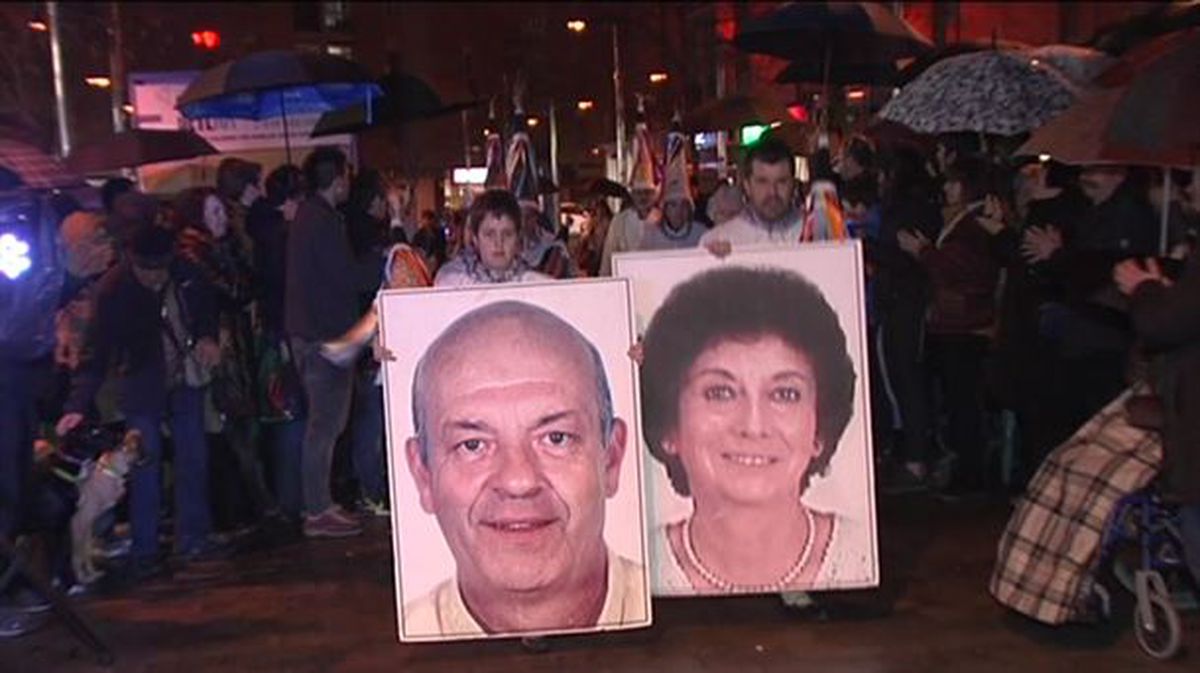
[614,241,879,593]
[377,278,651,626]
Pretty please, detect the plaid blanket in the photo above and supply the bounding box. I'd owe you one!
[989,386,1163,624]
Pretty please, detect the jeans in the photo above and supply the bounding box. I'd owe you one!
[125,385,212,559]
[350,370,387,502]
[0,359,35,541]
[881,299,932,467]
[269,419,305,518]
[292,339,355,516]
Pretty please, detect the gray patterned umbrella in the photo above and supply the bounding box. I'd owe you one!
[878,49,1079,136]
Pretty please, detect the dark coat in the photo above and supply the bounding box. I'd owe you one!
[64,258,218,417]
[917,204,1015,335]
[284,195,379,342]
[1129,253,1200,503]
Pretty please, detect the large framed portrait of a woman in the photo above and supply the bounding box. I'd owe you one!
[613,241,878,596]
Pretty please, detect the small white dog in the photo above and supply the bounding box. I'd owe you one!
[70,430,142,585]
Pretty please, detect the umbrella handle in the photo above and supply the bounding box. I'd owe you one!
[280,90,292,165]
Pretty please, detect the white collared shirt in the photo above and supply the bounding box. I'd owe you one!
[402,550,648,640]
[698,210,805,247]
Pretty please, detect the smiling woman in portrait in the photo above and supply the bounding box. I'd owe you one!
[641,265,859,593]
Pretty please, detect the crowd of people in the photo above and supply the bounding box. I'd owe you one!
[3,125,1199,637]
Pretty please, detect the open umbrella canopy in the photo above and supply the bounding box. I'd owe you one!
[176,50,380,121]
[879,49,1078,136]
[734,1,932,65]
[683,95,793,133]
[1016,29,1200,168]
[1027,44,1114,88]
[0,138,83,191]
[310,71,480,138]
[66,129,218,174]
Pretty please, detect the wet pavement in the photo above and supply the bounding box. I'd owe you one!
[3,494,1196,672]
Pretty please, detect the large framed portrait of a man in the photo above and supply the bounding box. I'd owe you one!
[614,242,879,596]
[377,279,652,642]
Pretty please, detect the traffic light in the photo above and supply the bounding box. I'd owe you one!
[190,29,221,50]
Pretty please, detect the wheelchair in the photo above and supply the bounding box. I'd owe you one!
[1096,483,1197,660]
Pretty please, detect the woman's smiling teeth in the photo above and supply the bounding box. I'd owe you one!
[721,452,777,467]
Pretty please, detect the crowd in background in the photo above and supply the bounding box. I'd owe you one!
[3,128,1199,610]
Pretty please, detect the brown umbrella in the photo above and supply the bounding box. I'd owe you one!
[1016,30,1200,168]
[0,138,83,191]
[66,129,219,174]
[1016,29,1200,252]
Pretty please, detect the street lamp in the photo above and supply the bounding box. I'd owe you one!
[85,76,112,88]
[577,99,595,111]
[567,16,625,182]
[649,72,668,85]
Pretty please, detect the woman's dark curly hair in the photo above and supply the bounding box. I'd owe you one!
[641,265,857,497]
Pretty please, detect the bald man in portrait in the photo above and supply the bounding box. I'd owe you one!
[402,300,648,638]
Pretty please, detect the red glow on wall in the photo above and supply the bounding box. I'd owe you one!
[787,104,809,123]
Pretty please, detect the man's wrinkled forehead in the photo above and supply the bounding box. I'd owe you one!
[420,306,597,404]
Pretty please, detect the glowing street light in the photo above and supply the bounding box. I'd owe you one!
[846,88,866,101]
[1038,153,1051,163]
[28,20,48,32]
[527,116,540,128]
[85,76,112,88]
[649,72,668,84]
[0,233,32,280]
[566,19,587,33]
[577,99,595,111]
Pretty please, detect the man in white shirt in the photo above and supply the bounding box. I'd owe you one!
[700,138,804,250]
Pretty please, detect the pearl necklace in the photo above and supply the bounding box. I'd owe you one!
[682,507,816,593]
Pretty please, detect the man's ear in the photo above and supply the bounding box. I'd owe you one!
[406,437,436,514]
[602,419,628,498]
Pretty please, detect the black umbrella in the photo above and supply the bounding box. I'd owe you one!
[733,2,932,65]
[310,71,481,138]
[775,60,899,86]
[66,129,218,174]
[583,178,630,202]
[176,49,380,162]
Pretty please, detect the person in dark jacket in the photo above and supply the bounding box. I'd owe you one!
[57,221,221,573]
[898,156,1015,495]
[1022,165,1160,442]
[1117,248,1200,584]
[284,147,377,538]
[871,145,945,491]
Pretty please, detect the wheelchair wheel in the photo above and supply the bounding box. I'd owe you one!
[1134,589,1182,660]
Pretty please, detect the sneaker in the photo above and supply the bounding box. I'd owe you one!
[0,607,47,638]
[303,509,362,539]
[359,497,391,518]
[327,505,364,527]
